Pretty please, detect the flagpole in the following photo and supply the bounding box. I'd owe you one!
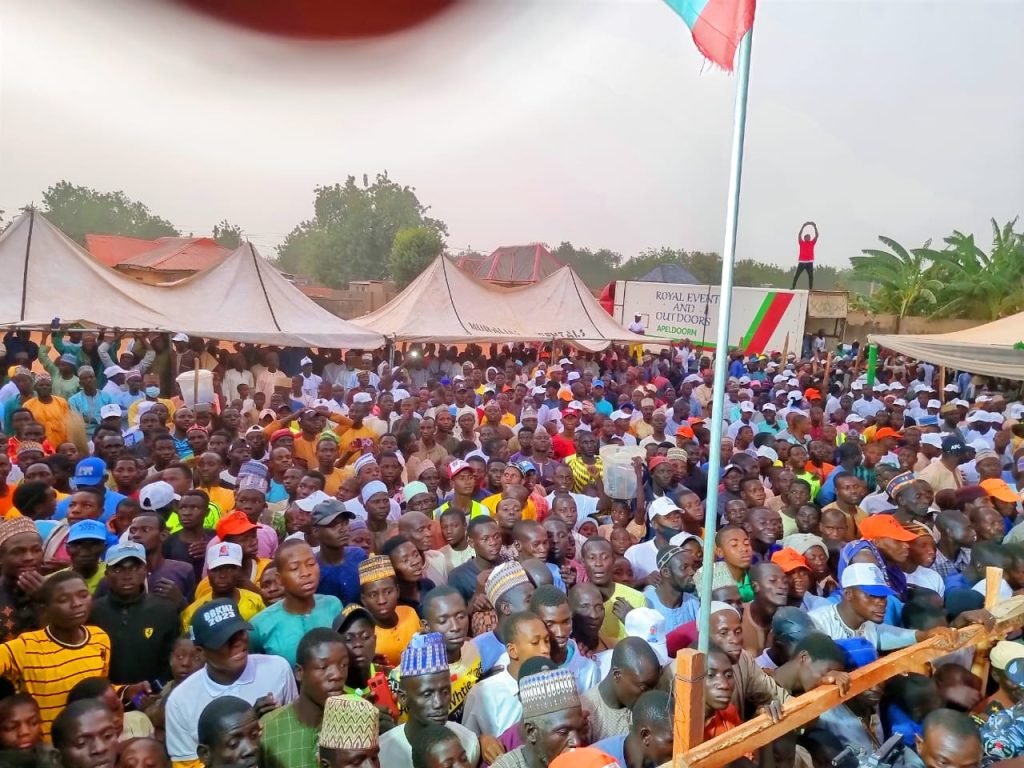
[697,28,755,655]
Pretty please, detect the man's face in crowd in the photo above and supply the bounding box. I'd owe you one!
[58,707,120,768]
[401,671,451,727]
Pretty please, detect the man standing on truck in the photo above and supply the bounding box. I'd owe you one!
[792,221,818,290]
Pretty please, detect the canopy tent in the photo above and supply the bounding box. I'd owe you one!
[352,255,648,350]
[0,210,172,330]
[0,211,385,349]
[160,242,385,348]
[869,314,1024,380]
[455,243,563,284]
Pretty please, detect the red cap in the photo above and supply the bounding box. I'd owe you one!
[873,427,901,441]
[549,749,620,768]
[447,459,473,479]
[804,388,822,401]
[270,428,293,444]
[216,510,257,539]
[859,514,917,543]
[648,456,668,471]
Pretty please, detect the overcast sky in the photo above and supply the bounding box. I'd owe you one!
[2,0,1021,269]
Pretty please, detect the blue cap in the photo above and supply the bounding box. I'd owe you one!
[73,457,106,487]
[516,460,537,475]
[592,380,605,388]
[106,542,147,566]
[620,402,634,411]
[67,519,107,544]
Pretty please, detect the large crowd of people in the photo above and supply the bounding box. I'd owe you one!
[0,327,1021,768]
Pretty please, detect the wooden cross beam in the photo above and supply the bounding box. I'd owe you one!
[671,595,1024,768]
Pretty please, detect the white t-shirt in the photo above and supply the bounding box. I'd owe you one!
[381,722,479,768]
[905,566,945,597]
[624,539,659,581]
[546,491,599,526]
[462,669,520,737]
[165,655,298,761]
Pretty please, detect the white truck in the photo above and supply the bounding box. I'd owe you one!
[607,280,813,355]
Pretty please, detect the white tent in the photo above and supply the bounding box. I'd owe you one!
[869,314,1024,380]
[0,211,385,349]
[161,243,385,349]
[352,256,648,350]
[0,210,172,330]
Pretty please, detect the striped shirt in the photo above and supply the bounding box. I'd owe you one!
[564,454,603,493]
[0,626,111,739]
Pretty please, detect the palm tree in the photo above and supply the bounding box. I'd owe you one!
[850,237,942,332]
[925,219,1024,321]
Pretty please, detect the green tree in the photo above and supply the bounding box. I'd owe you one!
[551,242,623,286]
[390,226,445,288]
[212,220,244,249]
[40,181,179,244]
[850,236,942,331]
[277,173,447,287]
[926,219,1024,321]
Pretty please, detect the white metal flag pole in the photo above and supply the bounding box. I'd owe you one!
[696,28,755,654]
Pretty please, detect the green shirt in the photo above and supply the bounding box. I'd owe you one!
[260,704,317,768]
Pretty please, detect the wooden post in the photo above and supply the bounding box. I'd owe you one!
[939,366,947,393]
[972,566,1005,689]
[780,333,790,363]
[673,649,706,768]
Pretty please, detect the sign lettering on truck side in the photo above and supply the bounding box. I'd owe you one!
[613,281,809,354]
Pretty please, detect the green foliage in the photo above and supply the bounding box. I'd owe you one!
[212,220,244,249]
[41,181,179,245]
[925,219,1024,321]
[276,173,447,287]
[390,226,445,288]
[850,236,943,330]
[551,242,623,286]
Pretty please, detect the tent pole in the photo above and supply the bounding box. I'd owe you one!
[19,208,36,322]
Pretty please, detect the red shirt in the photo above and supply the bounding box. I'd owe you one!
[798,236,817,262]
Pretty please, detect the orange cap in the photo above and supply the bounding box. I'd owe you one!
[981,478,1021,504]
[804,388,822,401]
[771,547,810,573]
[216,510,257,539]
[873,427,901,441]
[676,425,695,439]
[549,749,620,768]
[859,514,917,543]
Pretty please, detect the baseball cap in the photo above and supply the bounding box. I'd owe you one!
[549,749,619,768]
[648,456,668,472]
[216,510,257,539]
[755,446,779,462]
[105,542,147,566]
[295,490,333,513]
[859,514,917,543]
[840,562,894,598]
[920,433,943,449]
[447,459,473,479]
[981,478,1020,503]
[874,427,901,441]
[103,365,127,378]
[171,333,189,343]
[739,401,755,413]
[927,399,942,409]
[99,404,122,420]
[647,496,682,522]
[189,598,253,649]
[139,481,180,512]
[675,425,695,439]
[332,603,373,633]
[623,607,668,664]
[941,434,969,455]
[771,547,810,574]
[991,640,1024,671]
[206,542,243,570]
[67,519,108,544]
[312,499,357,526]
[73,457,107,488]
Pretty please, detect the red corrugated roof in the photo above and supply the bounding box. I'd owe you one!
[84,234,230,273]
[84,234,157,268]
[119,237,230,272]
[456,243,562,283]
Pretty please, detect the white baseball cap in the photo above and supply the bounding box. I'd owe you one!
[300,356,313,366]
[739,401,755,413]
[139,481,180,511]
[761,403,777,412]
[920,434,943,449]
[927,399,941,409]
[840,563,894,598]
[624,607,668,664]
[352,393,373,404]
[647,496,682,522]
[944,384,959,393]
[206,542,243,570]
[846,414,865,424]
[756,446,779,462]
[851,381,863,391]
[99,404,122,420]
[295,490,333,513]
[566,372,581,382]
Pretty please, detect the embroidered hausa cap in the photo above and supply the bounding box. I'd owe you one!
[519,668,580,719]
[399,632,449,678]
[358,555,396,586]
[318,694,379,751]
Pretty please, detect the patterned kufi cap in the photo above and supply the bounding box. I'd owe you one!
[358,555,396,586]
[319,694,379,750]
[694,560,739,592]
[0,517,40,549]
[519,669,580,719]
[354,454,378,474]
[236,460,269,494]
[15,441,44,456]
[485,560,530,606]
[399,632,449,677]
[885,471,916,499]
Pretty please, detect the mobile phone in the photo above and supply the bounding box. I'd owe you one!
[367,672,399,719]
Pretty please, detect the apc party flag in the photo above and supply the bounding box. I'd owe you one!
[663,0,756,71]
